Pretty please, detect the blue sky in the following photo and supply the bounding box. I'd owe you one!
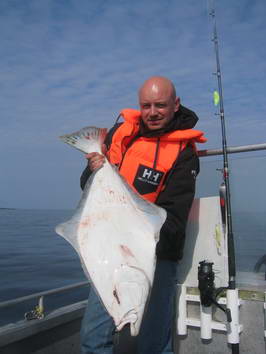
[0,0,265,209]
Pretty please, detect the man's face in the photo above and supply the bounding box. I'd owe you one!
[139,83,180,131]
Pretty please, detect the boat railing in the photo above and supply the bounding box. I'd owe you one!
[0,281,89,323]
[198,142,266,157]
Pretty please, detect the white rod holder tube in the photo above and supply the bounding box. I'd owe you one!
[177,285,187,335]
[227,289,240,344]
[200,304,212,339]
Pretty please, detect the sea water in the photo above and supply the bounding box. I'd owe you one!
[0,208,265,326]
[0,208,88,326]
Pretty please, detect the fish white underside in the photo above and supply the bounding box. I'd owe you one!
[55,127,167,336]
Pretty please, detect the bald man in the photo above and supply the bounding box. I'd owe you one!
[80,76,206,354]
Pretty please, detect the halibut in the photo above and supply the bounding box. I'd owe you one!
[55,127,166,336]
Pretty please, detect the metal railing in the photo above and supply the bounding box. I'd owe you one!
[0,281,89,310]
[198,142,266,157]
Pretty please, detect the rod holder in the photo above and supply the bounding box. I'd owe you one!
[200,304,212,339]
[227,289,242,344]
[177,285,243,343]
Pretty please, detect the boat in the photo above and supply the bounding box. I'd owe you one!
[1,4,265,352]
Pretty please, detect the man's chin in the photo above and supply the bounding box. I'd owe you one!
[146,122,164,130]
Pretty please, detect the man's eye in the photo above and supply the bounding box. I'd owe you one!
[142,104,150,109]
[156,104,166,108]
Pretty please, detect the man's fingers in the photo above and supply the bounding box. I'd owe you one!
[85,152,98,159]
[90,160,104,170]
[85,152,105,171]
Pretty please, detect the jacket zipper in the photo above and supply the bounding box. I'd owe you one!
[153,138,160,169]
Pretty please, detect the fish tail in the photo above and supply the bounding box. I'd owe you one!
[59,126,108,154]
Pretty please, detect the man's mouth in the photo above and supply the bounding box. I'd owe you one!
[148,118,163,122]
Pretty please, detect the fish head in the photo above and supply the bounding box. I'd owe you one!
[112,264,152,336]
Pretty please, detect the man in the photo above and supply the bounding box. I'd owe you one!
[80,76,206,354]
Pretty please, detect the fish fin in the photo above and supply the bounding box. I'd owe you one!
[55,218,93,282]
[59,126,108,154]
[55,217,81,253]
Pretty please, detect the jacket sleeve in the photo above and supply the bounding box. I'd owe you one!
[155,144,199,261]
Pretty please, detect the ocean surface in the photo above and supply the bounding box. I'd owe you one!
[0,209,88,326]
[0,208,265,326]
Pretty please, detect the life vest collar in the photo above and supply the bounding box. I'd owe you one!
[120,108,141,123]
[119,108,207,144]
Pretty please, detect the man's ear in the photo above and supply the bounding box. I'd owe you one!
[174,97,180,112]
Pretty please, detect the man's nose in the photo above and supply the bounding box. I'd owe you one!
[150,105,157,116]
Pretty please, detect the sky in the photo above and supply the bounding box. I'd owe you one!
[0,0,265,209]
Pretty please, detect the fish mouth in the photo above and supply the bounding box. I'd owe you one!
[116,313,138,336]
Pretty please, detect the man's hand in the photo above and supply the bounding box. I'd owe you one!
[85,144,107,171]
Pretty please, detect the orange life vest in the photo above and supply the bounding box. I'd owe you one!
[107,108,207,203]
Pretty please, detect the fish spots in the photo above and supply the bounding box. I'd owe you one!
[79,217,91,228]
[113,289,120,304]
[108,189,126,202]
[102,187,128,205]
[79,211,112,232]
[120,195,127,203]
[120,245,134,258]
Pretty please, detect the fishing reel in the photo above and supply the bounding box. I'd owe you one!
[198,260,232,322]
[198,261,215,307]
[24,298,44,321]
[24,305,44,320]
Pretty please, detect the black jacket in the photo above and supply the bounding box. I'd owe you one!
[80,105,200,262]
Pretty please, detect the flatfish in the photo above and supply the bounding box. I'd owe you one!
[55,126,167,336]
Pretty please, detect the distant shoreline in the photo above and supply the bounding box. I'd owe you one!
[0,208,16,210]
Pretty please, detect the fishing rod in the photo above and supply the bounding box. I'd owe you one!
[209,3,240,354]
[210,3,236,290]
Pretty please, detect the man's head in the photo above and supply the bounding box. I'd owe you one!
[138,76,180,131]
